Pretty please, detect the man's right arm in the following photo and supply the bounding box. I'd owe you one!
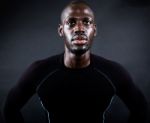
[2,85,33,123]
[2,61,46,123]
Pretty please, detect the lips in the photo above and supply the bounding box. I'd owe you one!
[72,34,87,40]
[72,35,88,45]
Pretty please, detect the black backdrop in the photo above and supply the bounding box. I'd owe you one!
[0,0,150,122]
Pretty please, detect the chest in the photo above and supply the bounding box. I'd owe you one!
[38,68,114,95]
[37,68,115,112]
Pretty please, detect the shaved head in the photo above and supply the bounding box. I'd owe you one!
[60,1,95,23]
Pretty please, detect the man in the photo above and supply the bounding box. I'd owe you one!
[2,1,148,123]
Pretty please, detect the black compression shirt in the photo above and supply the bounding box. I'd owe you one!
[3,53,148,123]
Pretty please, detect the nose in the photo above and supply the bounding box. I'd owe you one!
[74,21,85,34]
[75,30,85,35]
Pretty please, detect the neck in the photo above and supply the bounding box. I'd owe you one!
[64,50,91,69]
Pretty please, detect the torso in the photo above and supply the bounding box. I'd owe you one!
[36,53,116,123]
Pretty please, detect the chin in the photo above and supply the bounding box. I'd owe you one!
[71,46,90,56]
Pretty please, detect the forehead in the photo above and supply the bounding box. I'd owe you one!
[61,4,94,23]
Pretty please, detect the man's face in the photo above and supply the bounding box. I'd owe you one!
[58,4,96,55]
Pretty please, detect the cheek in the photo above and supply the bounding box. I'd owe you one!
[87,28,95,39]
[63,26,72,41]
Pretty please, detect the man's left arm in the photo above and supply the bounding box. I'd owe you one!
[110,63,148,123]
[119,81,148,123]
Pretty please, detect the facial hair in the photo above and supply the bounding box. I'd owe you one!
[70,43,90,56]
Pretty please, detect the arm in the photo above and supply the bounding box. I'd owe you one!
[117,79,148,123]
[2,61,45,123]
[111,63,148,123]
[125,86,148,123]
[2,85,33,123]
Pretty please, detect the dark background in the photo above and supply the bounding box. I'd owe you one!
[0,0,150,122]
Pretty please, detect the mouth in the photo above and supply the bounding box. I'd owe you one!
[71,35,88,45]
[72,40,87,45]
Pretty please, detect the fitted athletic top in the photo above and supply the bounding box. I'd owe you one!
[3,53,148,123]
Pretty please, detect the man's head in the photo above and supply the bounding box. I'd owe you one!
[58,0,97,55]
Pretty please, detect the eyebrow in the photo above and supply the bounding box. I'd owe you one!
[65,16,93,21]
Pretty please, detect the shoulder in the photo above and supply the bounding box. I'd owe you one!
[91,54,133,89]
[28,53,63,72]
[16,53,63,90]
[19,53,63,83]
[91,54,125,72]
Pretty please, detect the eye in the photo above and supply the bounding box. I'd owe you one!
[67,18,76,28]
[83,18,93,26]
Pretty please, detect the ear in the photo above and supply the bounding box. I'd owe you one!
[94,24,97,37]
[58,24,63,37]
